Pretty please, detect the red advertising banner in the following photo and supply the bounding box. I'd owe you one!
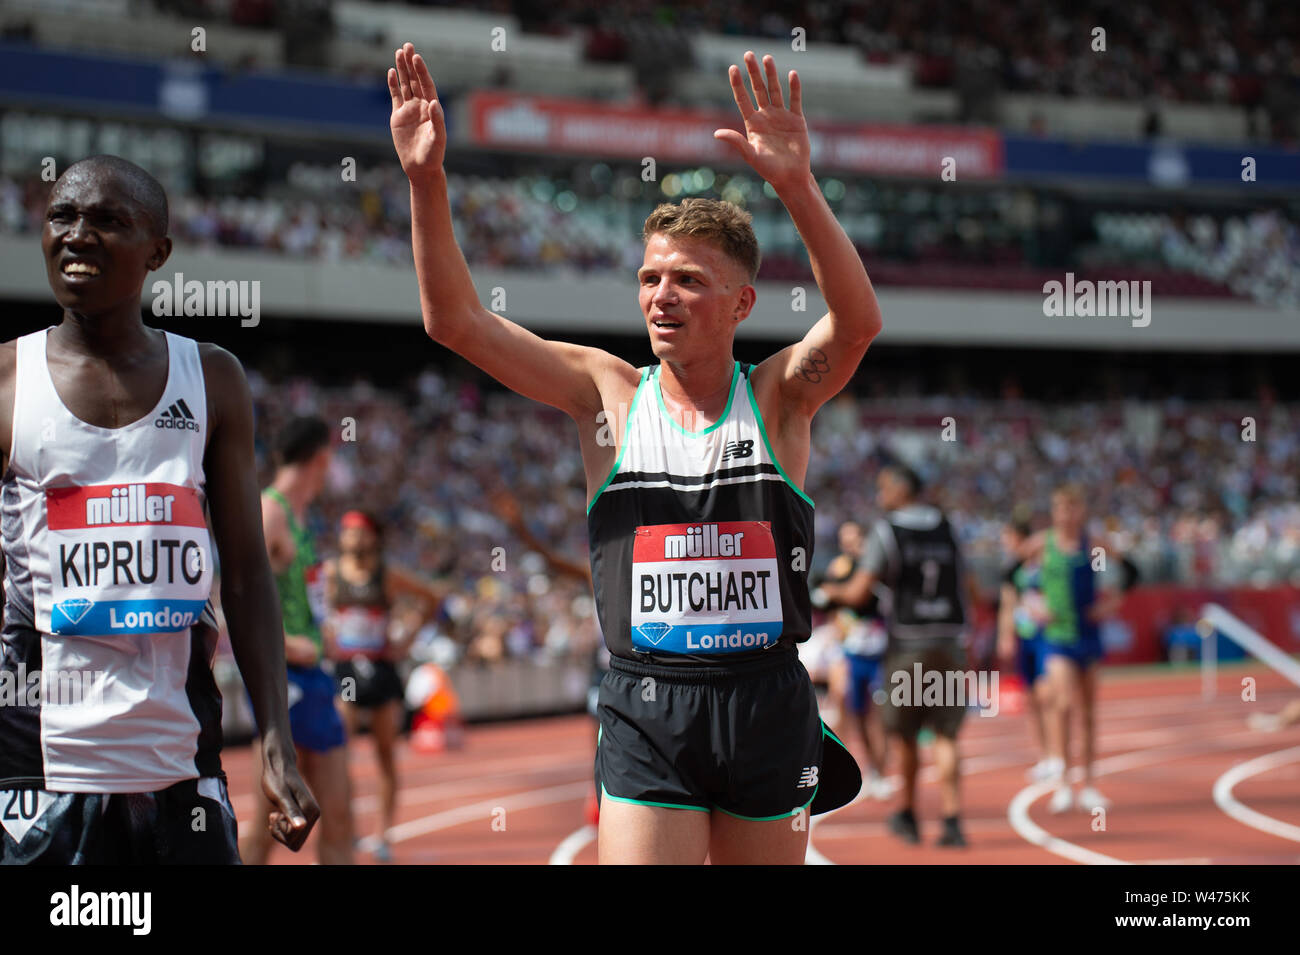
[463,90,1004,179]
[1103,585,1300,665]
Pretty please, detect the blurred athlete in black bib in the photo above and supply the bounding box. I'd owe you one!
[392,43,881,863]
[819,464,972,848]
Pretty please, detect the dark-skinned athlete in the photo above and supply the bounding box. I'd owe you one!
[0,155,318,863]
[391,44,879,864]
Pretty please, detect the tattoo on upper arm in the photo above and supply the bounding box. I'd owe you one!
[793,347,830,384]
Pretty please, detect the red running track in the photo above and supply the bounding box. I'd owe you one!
[222,664,1300,865]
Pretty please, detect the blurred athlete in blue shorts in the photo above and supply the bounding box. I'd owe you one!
[241,417,355,864]
[820,521,891,798]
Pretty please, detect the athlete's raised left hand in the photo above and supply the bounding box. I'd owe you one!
[714,51,810,193]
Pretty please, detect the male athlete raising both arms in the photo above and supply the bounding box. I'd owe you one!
[0,156,318,862]
[391,43,882,864]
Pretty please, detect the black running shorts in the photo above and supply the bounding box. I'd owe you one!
[879,643,969,740]
[335,657,405,709]
[595,650,860,820]
[0,776,241,865]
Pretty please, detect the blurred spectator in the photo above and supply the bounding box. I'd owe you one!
[2,167,1268,302]
[137,0,1300,121]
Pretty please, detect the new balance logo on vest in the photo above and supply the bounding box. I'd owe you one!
[721,439,753,461]
[155,398,199,432]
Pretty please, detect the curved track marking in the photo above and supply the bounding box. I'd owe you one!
[806,748,1055,863]
[549,825,598,865]
[1007,781,1129,865]
[804,698,1261,865]
[1212,744,1300,843]
[1008,724,1261,864]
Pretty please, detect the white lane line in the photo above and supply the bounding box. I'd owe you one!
[1212,744,1300,843]
[234,758,587,818]
[354,781,590,852]
[1134,857,1213,865]
[1007,782,1129,865]
[805,717,1244,862]
[1007,725,1264,865]
[346,765,584,815]
[549,825,598,865]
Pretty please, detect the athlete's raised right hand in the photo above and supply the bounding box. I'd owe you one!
[389,43,446,181]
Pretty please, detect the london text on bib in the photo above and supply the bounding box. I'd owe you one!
[45,482,213,636]
[631,520,783,654]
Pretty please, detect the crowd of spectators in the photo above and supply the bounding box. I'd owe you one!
[138,0,1300,133]
[241,363,1300,668]
[246,366,602,668]
[5,166,1259,299]
[1159,207,1300,309]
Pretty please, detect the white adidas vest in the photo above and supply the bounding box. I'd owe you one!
[2,327,215,791]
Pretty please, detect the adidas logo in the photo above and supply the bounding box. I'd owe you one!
[155,399,199,432]
[721,439,753,461]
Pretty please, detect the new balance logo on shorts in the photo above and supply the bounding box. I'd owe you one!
[721,439,753,461]
[797,766,819,788]
[155,399,199,432]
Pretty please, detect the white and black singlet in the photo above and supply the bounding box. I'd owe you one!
[587,361,815,665]
[0,328,221,793]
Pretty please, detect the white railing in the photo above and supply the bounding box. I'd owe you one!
[1198,603,1300,702]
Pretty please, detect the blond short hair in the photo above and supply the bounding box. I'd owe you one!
[642,197,760,285]
[1052,483,1085,504]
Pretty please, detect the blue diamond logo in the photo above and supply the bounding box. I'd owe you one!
[636,622,673,646]
[55,598,93,626]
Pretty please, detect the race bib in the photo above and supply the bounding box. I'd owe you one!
[332,606,389,656]
[843,617,887,657]
[45,482,213,636]
[0,789,56,845]
[631,520,783,654]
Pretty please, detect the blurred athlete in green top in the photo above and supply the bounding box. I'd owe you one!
[240,416,356,864]
[1020,484,1130,815]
